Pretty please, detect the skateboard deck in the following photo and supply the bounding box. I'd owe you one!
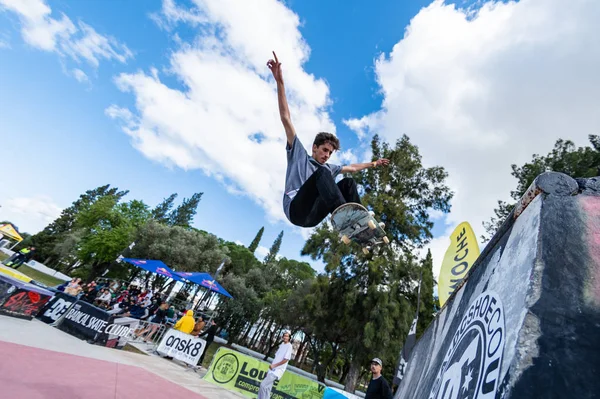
[330,203,389,254]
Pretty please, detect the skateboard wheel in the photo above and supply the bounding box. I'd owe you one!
[383,236,390,244]
[368,220,377,230]
[369,211,375,216]
[341,235,351,245]
[379,222,385,229]
[362,247,369,255]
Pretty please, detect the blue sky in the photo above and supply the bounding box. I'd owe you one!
[1,0,598,276]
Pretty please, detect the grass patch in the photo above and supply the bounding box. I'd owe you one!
[0,252,66,286]
[200,341,226,368]
[12,265,66,287]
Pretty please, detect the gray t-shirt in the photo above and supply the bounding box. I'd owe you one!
[283,135,342,221]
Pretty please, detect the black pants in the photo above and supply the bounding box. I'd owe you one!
[198,340,213,365]
[6,254,25,268]
[290,167,361,228]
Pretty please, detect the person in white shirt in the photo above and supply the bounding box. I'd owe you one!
[258,331,293,399]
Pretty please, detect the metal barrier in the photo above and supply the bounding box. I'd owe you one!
[123,319,169,347]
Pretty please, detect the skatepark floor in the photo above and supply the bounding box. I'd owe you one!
[0,315,246,399]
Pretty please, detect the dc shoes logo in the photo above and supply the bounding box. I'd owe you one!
[429,292,505,399]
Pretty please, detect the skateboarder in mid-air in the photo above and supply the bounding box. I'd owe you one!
[268,51,389,228]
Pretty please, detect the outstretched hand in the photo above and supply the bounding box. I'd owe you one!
[374,158,390,167]
[267,51,284,84]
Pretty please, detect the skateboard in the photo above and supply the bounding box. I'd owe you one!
[330,203,389,254]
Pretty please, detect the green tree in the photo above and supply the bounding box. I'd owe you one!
[301,275,349,382]
[118,220,229,292]
[248,226,265,254]
[77,198,150,280]
[483,135,600,240]
[224,241,261,275]
[302,134,452,392]
[417,249,436,338]
[169,192,203,227]
[24,185,128,264]
[152,193,178,223]
[264,230,283,265]
[215,273,261,344]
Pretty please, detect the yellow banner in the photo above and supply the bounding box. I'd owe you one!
[0,265,32,283]
[0,224,23,242]
[204,347,325,399]
[438,222,480,307]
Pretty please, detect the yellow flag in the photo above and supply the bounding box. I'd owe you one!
[438,222,480,307]
[0,224,23,242]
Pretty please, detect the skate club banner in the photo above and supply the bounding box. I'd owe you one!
[204,347,325,399]
[438,222,480,307]
[156,328,206,366]
[58,300,113,340]
[37,292,78,324]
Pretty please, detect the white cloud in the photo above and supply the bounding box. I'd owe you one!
[108,0,334,223]
[1,195,63,234]
[343,117,370,140]
[0,0,132,69]
[72,68,89,83]
[150,0,206,29]
[346,0,600,273]
[333,149,358,166]
[0,31,10,49]
[255,245,269,259]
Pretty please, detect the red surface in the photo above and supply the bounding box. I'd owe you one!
[0,341,208,399]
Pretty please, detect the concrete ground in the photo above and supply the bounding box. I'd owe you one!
[0,315,246,399]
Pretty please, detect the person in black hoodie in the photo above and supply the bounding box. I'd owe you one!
[197,319,217,366]
[365,358,393,399]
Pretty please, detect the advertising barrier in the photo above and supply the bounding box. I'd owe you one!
[0,274,54,319]
[204,347,325,399]
[38,295,154,349]
[37,291,78,324]
[156,328,206,366]
[103,316,142,349]
[58,300,113,341]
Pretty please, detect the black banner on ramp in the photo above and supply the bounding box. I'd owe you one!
[58,301,111,341]
[37,291,78,324]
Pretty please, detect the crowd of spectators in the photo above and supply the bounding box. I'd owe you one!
[58,278,177,323]
[57,277,220,367]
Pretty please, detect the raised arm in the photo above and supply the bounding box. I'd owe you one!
[341,158,390,173]
[268,51,296,147]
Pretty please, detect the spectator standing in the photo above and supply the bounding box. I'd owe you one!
[197,320,217,366]
[4,246,35,268]
[191,316,205,336]
[258,331,293,399]
[173,310,195,334]
[365,358,393,399]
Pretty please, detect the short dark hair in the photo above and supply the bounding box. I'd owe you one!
[313,132,340,151]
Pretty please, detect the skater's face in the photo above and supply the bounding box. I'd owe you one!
[370,362,381,375]
[312,142,335,164]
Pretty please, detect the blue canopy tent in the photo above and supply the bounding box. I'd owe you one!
[174,272,233,299]
[122,258,183,282]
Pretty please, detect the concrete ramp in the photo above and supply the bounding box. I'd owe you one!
[396,172,600,399]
